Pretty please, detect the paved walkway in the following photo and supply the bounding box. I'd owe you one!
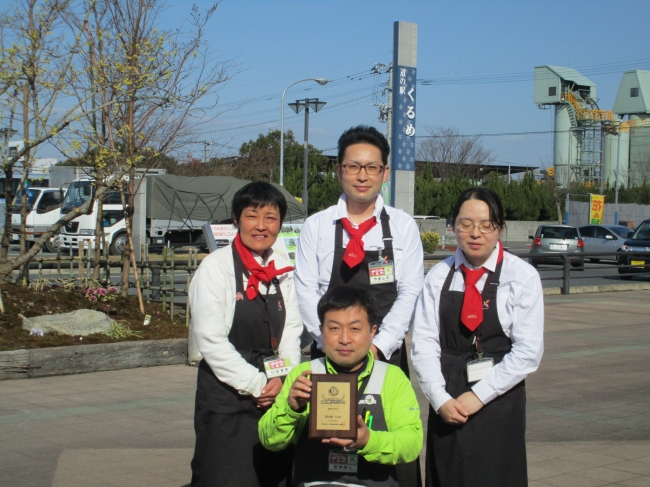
[1,291,649,487]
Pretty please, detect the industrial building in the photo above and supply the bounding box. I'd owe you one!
[534,66,650,188]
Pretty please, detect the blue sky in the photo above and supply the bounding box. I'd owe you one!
[42,1,650,167]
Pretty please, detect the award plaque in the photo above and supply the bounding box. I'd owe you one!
[309,374,358,439]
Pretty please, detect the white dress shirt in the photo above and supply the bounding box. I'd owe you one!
[294,194,424,359]
[189,244,303,398]
[411,242,544,412]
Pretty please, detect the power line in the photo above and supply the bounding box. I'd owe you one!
[418,56,650,86]
[417,129,589,138]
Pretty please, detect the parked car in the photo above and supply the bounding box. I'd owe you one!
[578,224,635,262]
[528,224,584,268]
[617,219,650,280]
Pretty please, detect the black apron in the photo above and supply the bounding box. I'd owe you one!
[190,246,293,487]
[314,208,421,487]
[317,208,408,376]
[293,360,398,487]
[425,257,528,487]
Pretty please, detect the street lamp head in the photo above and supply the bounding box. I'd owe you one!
[315,78,328,86]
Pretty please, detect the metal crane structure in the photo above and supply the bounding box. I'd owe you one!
[535,66,650,189]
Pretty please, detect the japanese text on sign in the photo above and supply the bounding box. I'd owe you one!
[589,194,605,224]
[391,65,417,171]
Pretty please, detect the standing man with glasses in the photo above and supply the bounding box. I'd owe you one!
[295,124,424,486]
[295,125,423,374]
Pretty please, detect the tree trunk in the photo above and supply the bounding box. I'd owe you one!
[20,82,30,285]
[93,198,103,280]
[1,165,14,263]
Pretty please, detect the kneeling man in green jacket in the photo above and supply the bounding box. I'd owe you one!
[259,285,423,487]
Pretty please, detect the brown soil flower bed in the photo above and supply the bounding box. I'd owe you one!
[0,284,188,352]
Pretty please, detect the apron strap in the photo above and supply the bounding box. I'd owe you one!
[441,259,456,293]
[334,219,344,249]
[379,208,393,251]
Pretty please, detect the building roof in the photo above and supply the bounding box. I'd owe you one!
[543,65,596,88]
[613,70,650,115]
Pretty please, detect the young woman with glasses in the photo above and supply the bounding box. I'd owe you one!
[411,187,544,487]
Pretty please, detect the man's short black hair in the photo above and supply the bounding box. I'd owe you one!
[232,181,288,223]
[317,285,378,327]
[337,125,390,166]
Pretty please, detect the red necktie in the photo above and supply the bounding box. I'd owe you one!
[233,233,294,300]
[459,265,488,332]
[459,244,504,332]
[340,217,377,268]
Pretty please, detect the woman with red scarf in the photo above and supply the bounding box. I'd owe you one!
[189,182,302,487]
[412,188,544,487]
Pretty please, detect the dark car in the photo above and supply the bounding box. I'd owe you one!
[617,219,650,280]
[578,224,634,262]
[529,224,584,268]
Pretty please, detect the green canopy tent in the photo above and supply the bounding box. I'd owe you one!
[146,175,306,226]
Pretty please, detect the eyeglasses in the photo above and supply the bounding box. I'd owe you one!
[455,218,497,234]
[340,163,386,176]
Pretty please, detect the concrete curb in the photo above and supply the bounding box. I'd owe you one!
[0,338,187,380]
[543,282,650,295]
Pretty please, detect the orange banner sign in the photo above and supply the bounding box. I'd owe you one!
[589,194,605,224]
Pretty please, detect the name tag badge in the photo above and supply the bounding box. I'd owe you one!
[467,358,494,383]
[263,356,293,379]
[368,259,395,285]
[328,450,358,473]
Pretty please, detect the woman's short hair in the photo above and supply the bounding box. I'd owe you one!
[232,181,288,223]
[317,285,378,327]
[451,187,506,229]
[337,125,390,166]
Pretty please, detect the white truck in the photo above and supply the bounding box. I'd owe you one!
[10,187,64,253]
[59,173,306,255]
[59,177,129,255]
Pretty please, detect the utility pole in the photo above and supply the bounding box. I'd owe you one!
[200,141,211,163]
[371,62,392,204]
[614,129,621,225]
[386,64,393,166]
[288,98,326,216]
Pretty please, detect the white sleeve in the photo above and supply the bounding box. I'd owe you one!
[471,272,545,405]
[294,217,323,341]
[373,218,424,359]
[277,272,304,369]
[189,261,267,397]
[411,266,453,412]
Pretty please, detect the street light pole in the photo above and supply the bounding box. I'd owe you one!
[302,103,310,210]
[280,78,328,186]
[288,98,327,216]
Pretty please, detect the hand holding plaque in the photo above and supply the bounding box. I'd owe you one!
[288,370,313,411]
[309,374,358,439]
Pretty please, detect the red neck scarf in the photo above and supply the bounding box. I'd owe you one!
[233,233,294,300]
[459,243,504,332]
[340,217,377,268]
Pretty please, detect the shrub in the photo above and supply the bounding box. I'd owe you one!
[420,231,440,254]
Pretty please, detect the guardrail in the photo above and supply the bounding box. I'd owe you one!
[425,250,650,295]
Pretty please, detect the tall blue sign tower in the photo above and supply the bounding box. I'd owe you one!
[390,21,417,215]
